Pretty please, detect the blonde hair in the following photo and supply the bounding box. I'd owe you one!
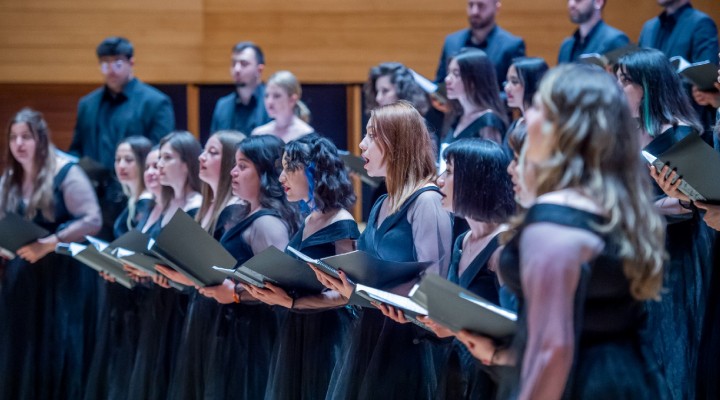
[195,130,246,233]
[515,65,665,300]
[1,108,56,221]
[370,101,436,214]
[267,70,311,123]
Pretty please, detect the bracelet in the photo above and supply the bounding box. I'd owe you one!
[679,199,694,210]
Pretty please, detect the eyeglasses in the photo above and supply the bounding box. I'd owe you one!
[99,59,128,73]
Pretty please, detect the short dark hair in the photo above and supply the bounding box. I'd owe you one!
[511,57,549,111]
[443,139,515,222]
[284,134,356,212]
[232,41,265,65]
[96,36,134,58]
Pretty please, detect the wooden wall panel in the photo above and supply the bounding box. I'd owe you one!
[0,0,716,84]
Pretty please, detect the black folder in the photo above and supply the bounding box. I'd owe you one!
[670,56,719,92]
[0,212,50,260]
[338,151,384,188]
[57,241,135,289]
[213,246,325,293]
[642,128,720,203]
[107,230,163,276]
[410,274,517,339]
[287,246,431,289]
[149,210,237,287]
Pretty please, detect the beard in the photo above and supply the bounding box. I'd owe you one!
[570,6,594,24]
[468,16,493,31]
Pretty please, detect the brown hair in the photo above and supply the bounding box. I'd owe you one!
[1,108,56,221]
[369,101,436,214]
[195,130,246,233]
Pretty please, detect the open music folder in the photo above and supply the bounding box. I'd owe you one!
[0,212,50,260]
[56,240,135,289]
[410,274,517,339]
[212,246,325,293]
[148,210,237,287]
[286,246,431,289]
[642,127,720,203]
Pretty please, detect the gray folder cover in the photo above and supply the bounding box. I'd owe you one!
[643,128,720,203]
[150,210,237,287]
[410,274,516,339]
[288,246,431,289]
[60,242,135,289]
[221,246,325,293]
[108,230,163,276]
[0,212,50,259]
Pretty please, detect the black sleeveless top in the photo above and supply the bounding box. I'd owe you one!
[17,162,74,233]
[220,209,282,266]
[448,232,501,305]
[499,203,644,340]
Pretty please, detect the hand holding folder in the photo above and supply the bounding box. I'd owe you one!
[0,212,50,260]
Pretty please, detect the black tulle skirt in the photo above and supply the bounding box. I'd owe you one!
[326,308,438,400]
[0,254,99,400]
[264,307,355,400]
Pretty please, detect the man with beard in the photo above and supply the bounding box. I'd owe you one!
[557,0,629,64]
[435,0,525,88]
[210,41,271,135]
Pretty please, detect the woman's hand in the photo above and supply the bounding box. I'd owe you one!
[123,265,150,281]
[456,329,497,365]
[696,202,720,231]
[417,316,454,338]
[199,278,237,304]
[16,235,58,263]
[374,302,410,324]
[155,264,195,287]
[241,282,293,308]
[152,273,171,289]
[311,265,354,299]
[99,271,117,283]
[648,164,690,202]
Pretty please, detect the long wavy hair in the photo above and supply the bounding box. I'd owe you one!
[364,62,430,115]
[196,130,246,233]
[236,135,300,235]
[158,131,202,211]
[283,134,356,212]
[370,100,437,214]
[1,108,56,221]
[516,64,665,300]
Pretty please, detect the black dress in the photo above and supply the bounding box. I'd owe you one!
[644,125,715,400]
[0,163,100,400]
[326,187,451,400]
[435,232,501,400]
[264,219,360,400]
[201,209,281,400]
[84,198,155,400]
[166,204,247,400]
[126,212,193,400]
[696,229,720,399]
[497,204,664,399]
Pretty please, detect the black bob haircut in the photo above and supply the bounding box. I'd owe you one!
[443,139,515,222]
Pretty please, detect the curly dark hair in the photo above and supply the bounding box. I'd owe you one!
[363,62,430,115]
[284,134,356,212]
[236,135,300,234]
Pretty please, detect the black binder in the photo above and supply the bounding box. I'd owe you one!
[149,210,237,287]
[410,274,517,339]
[338,151,384,188]
[0,212,50,260]
[56,241,135,289]
[213,246,325,293]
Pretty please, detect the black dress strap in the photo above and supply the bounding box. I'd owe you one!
[459,234,500,289]
[53,162,76,189]
[522,203,606,237]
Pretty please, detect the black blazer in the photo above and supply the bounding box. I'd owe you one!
[557,20,629,64]
[435,25,525,85]
[639,4,719,63]
[70,78,175,170]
